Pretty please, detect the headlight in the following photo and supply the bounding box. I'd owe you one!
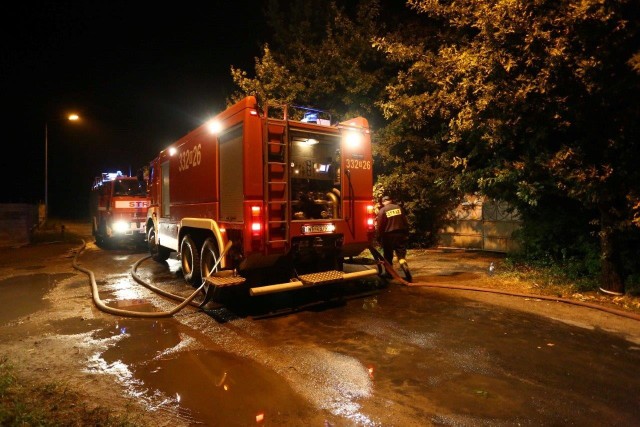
[113,220,130,233]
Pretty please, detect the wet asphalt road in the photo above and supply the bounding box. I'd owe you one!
[1,226,640,426]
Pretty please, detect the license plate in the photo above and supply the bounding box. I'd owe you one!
[301,224,334,234]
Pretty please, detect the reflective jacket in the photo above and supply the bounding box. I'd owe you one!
[376,202,409,235]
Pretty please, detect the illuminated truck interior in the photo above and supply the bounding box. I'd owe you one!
[289,130,341,221]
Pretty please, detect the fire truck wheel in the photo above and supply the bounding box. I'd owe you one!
[201,238,220,279]
[200,238,220,298]
[148,225,170,262]
[180,235,202,285]
[95,237,109,249]
[92,222,107,249]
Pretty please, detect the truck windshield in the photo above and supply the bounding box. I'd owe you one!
[113,179,147,196]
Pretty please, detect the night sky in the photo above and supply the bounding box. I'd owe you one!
[3,1,266,218]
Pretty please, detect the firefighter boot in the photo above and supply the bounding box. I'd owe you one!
[399,259,412,282]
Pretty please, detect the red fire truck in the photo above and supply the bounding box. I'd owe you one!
[90,171,149,247]
[145,96,380,301]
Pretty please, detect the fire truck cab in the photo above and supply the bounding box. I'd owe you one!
[146,96,380,301]
[90,171,149,248]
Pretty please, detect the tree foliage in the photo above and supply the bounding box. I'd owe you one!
[372,116,462,246]
[374,0,640,291]
[229,0,640,291]
[230,45,305,107]
[229,0,391,124]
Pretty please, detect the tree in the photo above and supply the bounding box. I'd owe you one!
[230,0,460,243]
[374,0,640,293]
[230,45,305,107]
[229,0,391,124]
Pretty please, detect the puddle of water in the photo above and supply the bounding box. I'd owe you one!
[0,273,74,324]
[92,318,326,425]
[359,287,640,424]
[133,349,321,425]
[426,371,531,418]
[253,286,640,425]
[96,275,165,313]
[94,318,182,360]
[106,299,158,312]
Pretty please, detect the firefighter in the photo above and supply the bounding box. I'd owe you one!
[376,195,412,282]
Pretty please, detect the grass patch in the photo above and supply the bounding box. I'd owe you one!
[499,257,600,296]
[0,355,144,427]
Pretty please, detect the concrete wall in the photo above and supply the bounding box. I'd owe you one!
[0,204,39,247]
[438,196,521,253]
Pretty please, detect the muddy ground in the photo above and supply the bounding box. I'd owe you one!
[1,222,639,425]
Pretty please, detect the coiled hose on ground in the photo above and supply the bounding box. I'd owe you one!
[72,239,213,318]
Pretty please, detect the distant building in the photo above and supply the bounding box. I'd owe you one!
[0,203,40,247]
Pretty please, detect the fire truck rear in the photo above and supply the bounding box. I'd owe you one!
[90,171,149,247]
[145,96,379,300]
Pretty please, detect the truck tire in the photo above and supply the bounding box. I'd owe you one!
[148,225,171,262]
[200,238,220,280]
[93,219,108,249]
[181,235,201,285]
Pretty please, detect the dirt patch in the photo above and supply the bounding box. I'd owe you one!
[405,248,640,318]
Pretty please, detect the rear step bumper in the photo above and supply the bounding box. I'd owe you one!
[249,268,379,296]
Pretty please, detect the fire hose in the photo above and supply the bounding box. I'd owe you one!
[73,239,231,318]
[74,238,640,322]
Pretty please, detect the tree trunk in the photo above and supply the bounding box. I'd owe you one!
[598,205,624,295]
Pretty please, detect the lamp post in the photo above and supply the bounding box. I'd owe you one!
[45,113,80,222]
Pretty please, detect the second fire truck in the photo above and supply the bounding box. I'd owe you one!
[90,171,149,248]
[145,96,381,301]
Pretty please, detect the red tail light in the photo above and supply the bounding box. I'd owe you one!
[366,205,375,232]
[251,205,262,238]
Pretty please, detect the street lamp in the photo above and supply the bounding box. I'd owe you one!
[45,113,80,222]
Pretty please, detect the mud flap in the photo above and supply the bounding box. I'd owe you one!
[199,274,247,308]
[199,284,217,308]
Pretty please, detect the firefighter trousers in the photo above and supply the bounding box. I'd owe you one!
[380,231,408,266]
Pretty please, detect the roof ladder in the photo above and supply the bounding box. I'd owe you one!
[263,111,290,251]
